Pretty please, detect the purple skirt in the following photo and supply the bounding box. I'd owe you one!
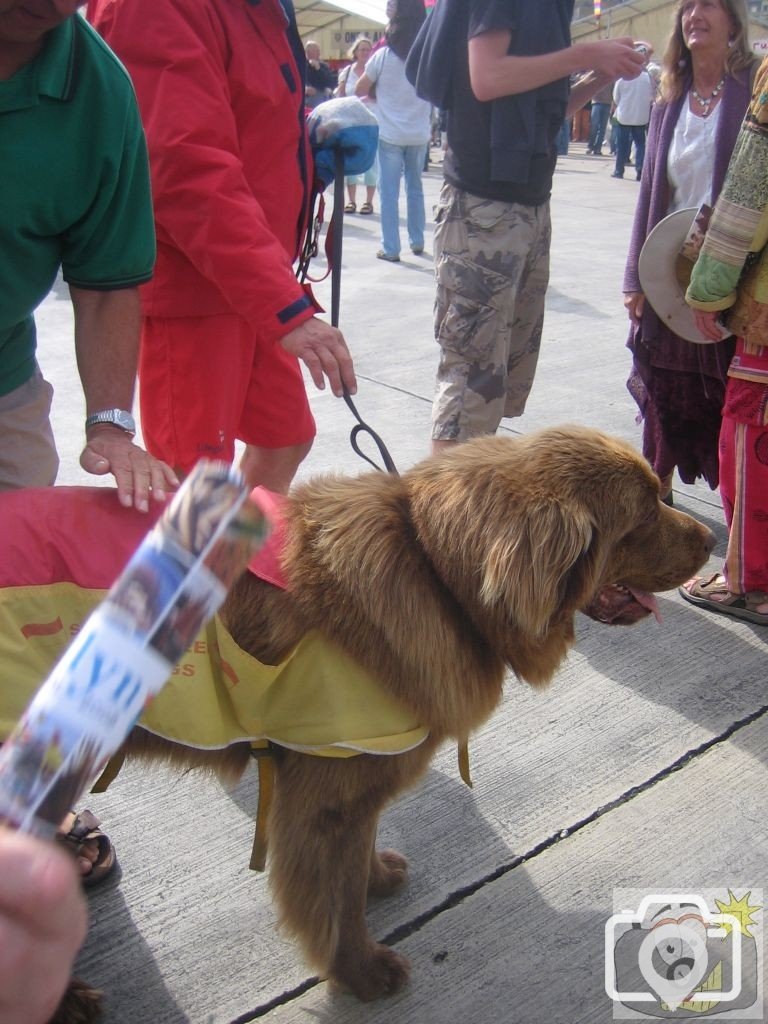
[627,316,735,489]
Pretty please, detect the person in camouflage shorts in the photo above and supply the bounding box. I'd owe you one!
[431,184,551,441]
[406,0,644,452]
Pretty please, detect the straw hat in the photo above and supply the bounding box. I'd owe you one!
[638,207,721,344]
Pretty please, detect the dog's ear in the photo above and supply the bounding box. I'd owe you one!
[480,500,597,638]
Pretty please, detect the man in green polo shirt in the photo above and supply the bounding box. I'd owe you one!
[0,0,177,511]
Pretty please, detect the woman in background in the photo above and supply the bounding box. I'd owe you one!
[622,0,755,502]
[337,35,378,215]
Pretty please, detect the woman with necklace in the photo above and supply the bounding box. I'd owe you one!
[622,0,756,502]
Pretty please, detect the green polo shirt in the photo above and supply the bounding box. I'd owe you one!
[0,15,155,397]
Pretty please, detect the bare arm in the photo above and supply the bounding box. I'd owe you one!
[567,70,614,118]
[467,31,643,103]
[70,286,178,510]
[355,71,373,98]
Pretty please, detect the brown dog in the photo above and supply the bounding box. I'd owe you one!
[122,425,713,1002]
[3,426,715,1011]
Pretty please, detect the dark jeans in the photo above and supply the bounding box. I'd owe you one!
[614,123,647,178]
[588,102,610,153]
[555,118,571,156]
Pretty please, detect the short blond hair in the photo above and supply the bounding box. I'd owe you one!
[347,35,372,60]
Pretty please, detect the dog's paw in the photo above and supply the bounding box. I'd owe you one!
[368,848,408,897]
[332,943,411,1001]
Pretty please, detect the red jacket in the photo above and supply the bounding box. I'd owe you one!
[87,0,317,344]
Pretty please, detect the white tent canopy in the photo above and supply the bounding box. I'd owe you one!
[294,0,387,39]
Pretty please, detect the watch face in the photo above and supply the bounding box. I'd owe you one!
[114,410,135,432]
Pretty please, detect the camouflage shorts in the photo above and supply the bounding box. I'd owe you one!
[430,182,551,442]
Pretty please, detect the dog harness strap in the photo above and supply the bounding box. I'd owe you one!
[91,748,127,793]
[250,743,274,872]
[457,740,472,789]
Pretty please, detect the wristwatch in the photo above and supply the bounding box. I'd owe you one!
[85,409,136,436]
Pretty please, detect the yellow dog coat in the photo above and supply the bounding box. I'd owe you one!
[0,486,436,867]
[0,582,428,759]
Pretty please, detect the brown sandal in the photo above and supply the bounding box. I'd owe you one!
[344,202,356,213]
[58,810,118,888]
[679,573,768,626]
[359,202,374,214]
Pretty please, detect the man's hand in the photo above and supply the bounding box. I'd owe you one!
[0,828,88,1024]
[280,317,357,397]
[80,425,178,512]
[624,291,645,325]
[693,309,728,342]
[584,37,645,81]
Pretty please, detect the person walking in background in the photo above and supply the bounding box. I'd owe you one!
[555,116,572,156]
[406,0,645,452]
[587,79,614,155]
[337,35,378,215]
[623,0,755,503]
[681,56,768,625]
[356,0,431,262]
[87,0,356,495]
[611,43,656,180]
[304,39,337,109]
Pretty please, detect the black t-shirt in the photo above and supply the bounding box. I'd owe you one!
[443,0,567,206]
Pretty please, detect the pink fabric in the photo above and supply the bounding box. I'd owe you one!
[720,372,768,593]
[247,487,288,590]
[0,485,287,591]
[0,487,160,589]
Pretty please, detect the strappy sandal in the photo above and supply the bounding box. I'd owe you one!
[57,809,118,888]
[344,202,356,213]
[678,573,768,626]
[359,202,374,214]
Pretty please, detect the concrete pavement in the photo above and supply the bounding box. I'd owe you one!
[34,143,768,1023]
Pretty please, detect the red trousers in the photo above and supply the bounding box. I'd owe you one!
[719,372,768,594]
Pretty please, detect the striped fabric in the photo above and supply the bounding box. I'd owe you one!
[687,58,768,343]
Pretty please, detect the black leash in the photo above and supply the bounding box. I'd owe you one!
[327,150,399,475]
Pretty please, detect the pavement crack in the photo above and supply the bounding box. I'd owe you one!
[383,700,768,946]
[227,976,320,1022]
[229,701,768,1019]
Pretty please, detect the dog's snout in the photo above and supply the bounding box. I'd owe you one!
[671,507,717,559]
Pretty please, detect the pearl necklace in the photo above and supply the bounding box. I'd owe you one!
[691,77,726,116]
